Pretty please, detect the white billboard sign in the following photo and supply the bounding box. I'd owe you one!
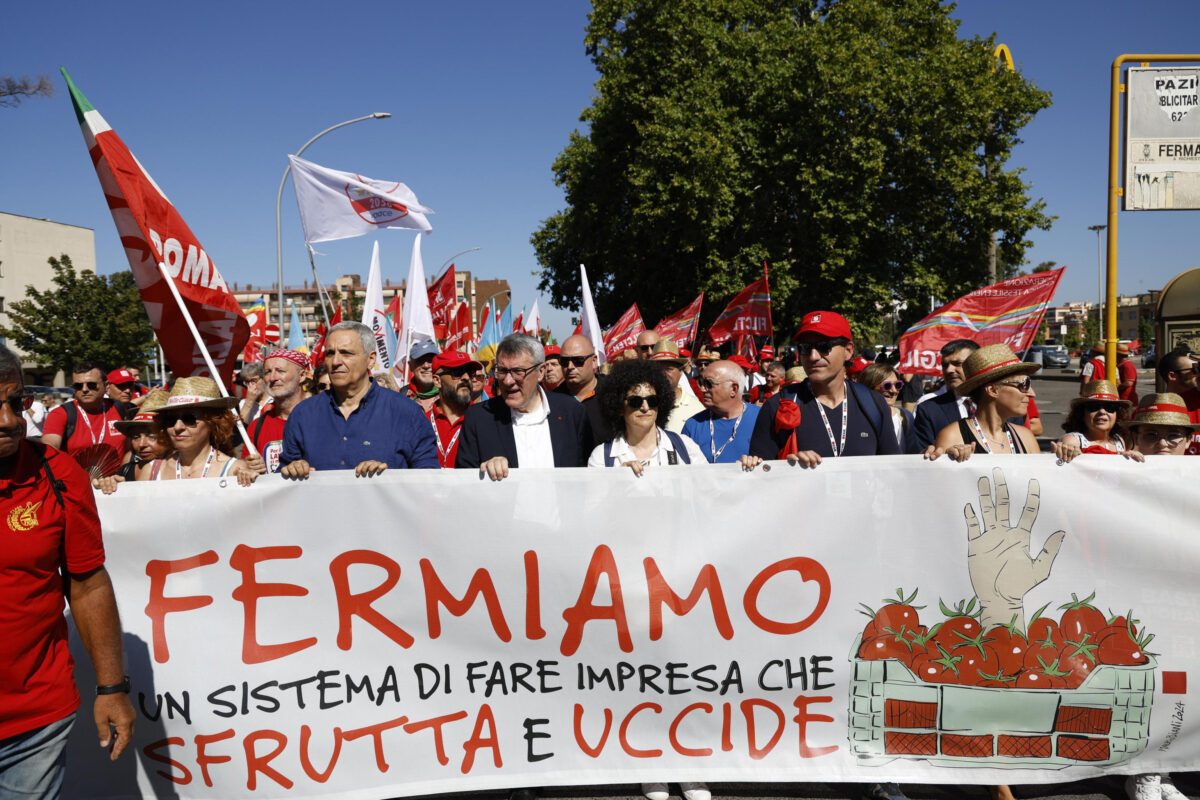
[1125,67,1200,210]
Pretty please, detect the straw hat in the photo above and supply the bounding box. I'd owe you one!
[1123,393,1200,431]
[153,376,238,414]
[955,343,1041,396]
[114,388,171,434]
[785,366,807,384]
[647,339,687,367]
[1070,380,1132,411]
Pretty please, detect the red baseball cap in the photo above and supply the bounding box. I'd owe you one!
[432,351,483,371]
[728,355,755,373]
[759,345,774,360]
[846,356,872,375]
[544,344,561,357]
[794,310,852,341]
[107,368,136,384]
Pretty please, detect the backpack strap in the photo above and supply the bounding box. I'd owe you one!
[603,439,616,467]
[62,401,78,446]
[31,442,66,510]
[847,381,883,440]
[664,430,691,464]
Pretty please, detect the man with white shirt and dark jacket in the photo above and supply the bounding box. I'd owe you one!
[912,339,980,448]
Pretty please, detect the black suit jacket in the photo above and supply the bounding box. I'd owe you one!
[455,391,589,469]
[913,390,963,449]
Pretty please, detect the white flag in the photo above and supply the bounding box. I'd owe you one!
[523,298,541,336]
[579,264,606,365]
[398,233,437,382]
[288,155,433,243]
[361,241,394,373]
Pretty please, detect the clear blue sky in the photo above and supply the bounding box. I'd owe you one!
[2,0,1198,340]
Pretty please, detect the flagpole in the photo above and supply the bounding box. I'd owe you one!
[156,262,260,459]
[305,245,333,327]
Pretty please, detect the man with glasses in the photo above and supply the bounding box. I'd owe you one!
[280,321,438,478]
[104,368,139,417]
[683,359,760,463]
[457,333,587,480]
[1155,348,1200,454]
[635,329,660,358]
[749,311,899,463]
[554,333,612,450]
[41,361,126,458]
[912,338,981,448]
[428,351,481,467]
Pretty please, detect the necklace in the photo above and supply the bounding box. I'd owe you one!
[709,404,746,462]
[816,397,848,456]
[968,415,1016,454]
[175,446,217,480]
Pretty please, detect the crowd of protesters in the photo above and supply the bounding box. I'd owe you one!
[5,314,1200,800]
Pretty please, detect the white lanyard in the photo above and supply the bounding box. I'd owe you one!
[75,400,107,446]
[708,405,745,462]
[968,415,1016,454]
[176,446,217,479]
[817,397,848,456]
[427,408,462,466]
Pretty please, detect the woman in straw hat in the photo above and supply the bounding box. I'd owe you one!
[147,377,257,484]
[1124,392,1200,456]
[930,343,1042,461]
[1054,379,1140,462]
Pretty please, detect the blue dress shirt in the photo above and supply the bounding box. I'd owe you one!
[281,381,440,470]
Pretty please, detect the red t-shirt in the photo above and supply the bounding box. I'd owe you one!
[428,406,465,468]
[0,442,105,739]
[243,405,287,472]
[1182,389,1200,456]
[1117,358,1138,405]
[42,399,126,457]
[1024,396,1040,424]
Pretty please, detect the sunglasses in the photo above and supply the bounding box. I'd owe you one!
[73,381,101,391]
[698,377,736,390]
[160,411,203,428]
[556,355,594,368]
[1084,402,1121,414]
[997,377,1033,393]
[796,338,848,357]
[1135,430,1189,446]
[2,395,25,416]
[625,394,660,410]
[877,381,904,392]
[437,365,474,378]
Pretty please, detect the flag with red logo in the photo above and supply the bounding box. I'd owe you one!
[386,293,402,337]
[64,69,249,384]
[428,265,457,329]
[898,267,1066,376]
[445,302,472,352]
[707,265,772,346]
[310,304,342,368]
[288,155,432,243]
[602,303,646,361]
[654,293,704,350]
[242,296,268,363]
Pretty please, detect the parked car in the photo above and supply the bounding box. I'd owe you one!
[1023,345,1071,369]
[1143,345,1156,369]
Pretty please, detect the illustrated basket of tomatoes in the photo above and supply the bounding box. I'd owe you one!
[846,591,1156,768]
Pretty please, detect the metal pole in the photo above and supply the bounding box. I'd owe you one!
[275,112,391,338]
[439,247,481,275]
[1088,224,1106,359]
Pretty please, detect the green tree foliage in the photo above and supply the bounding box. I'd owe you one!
[532,0,1052,341]
[1,255,155,375]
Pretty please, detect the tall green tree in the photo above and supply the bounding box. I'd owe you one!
[1,255,155,375]
[533,0,1052,341]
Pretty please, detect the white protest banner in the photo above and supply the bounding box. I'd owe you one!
[66,456,1199,799]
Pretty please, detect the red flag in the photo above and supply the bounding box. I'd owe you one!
[572,320,583,336]
[653,293,704,349]
[241,297,268,363]
[602,303,646,361]
[428,265,457,326]
[707,265,772,346]
[898,267,1066,376]
[385,293,402,337]
[309,304,341,368]
[64,71,248,384]
[513,311,523,334]
[445,302,473,352]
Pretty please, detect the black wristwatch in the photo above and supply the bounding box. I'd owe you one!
[96,676,131,696]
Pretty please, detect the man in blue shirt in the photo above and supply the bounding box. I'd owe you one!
[682,359,760,463]
[280,322,438,477]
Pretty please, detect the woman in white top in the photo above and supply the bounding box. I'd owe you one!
[587,358,708,800]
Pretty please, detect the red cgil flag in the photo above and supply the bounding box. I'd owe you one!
[444,301,473,352]
[899,267,1066,376]
[602,303,646,361]
[241,296,268,363]
[707,264,772,346]
[428,265,457,327]
[308,304,341,368]
[64,70,248,384]
[653,293,704,350]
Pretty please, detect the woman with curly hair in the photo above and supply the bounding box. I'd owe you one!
[1055,379,1138,460]
[148,377,256,484]
[588,359,705,475]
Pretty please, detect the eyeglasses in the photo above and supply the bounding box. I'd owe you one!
[997,377,1033,393]
[877,381,904,392]
[796,338,848,357]
[160,411,203,428]
[73,381,101,391]
[625,394,660,410]
[637,344,655,352]
[1135,429,1189,446]
[1084,402,1121,414]
[556,355,594,368]
[494,364,542,380]
[698,377,736,390]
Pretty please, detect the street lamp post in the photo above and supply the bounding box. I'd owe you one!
[439,247,481,275]
[1088,224,1106,352]
[275,113,391,330]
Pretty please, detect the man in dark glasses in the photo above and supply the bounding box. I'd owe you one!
[41,361,127,458]
[749,311,899,463]
[553,334,611,450]
[635,329,660,358]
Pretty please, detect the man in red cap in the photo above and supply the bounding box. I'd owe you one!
[243,348,309,473]
[541,344,564,391]
[42,361,126,458]
[428,351,482,467]
[104,368,139,416]
[749,311,898,462]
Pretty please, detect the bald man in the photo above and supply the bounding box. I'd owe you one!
[636,330,660,359]
[553,334,611,452]
[681,360,760,463]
